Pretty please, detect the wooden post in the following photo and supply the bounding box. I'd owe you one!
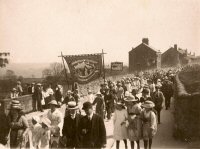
[102,49,106,84]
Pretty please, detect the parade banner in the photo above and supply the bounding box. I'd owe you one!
[63,54,102,84]
[111,62,123,71]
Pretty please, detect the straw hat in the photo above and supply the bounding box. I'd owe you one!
[96,91,102,95]
[67,90,72,94]
[155,84,162,89]
[36,83,42,86]
[66,101,78,110]
[17,81,21,85]
[117,82,122,86]
[124,95,137,102]
[12,88,17,92]
[125,91,130,97]
[141,101,155,109]
[48,100,58,106]
[115,101,125,109]
[8,100,22,110]
[41,117,51,128]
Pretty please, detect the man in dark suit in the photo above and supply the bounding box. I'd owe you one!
[80,101,107,148]
[62,101,82,148]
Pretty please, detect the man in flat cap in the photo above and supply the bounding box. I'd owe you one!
[80,101,106,148]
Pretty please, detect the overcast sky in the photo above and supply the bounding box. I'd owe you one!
[0,0,199,65]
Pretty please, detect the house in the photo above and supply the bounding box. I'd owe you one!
[161,44,196,67]
[129,38,161,72]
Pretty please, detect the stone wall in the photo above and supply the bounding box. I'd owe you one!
[173,74,200,140]
[0,95,33,115]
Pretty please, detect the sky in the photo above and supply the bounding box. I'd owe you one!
[0,0,199,65]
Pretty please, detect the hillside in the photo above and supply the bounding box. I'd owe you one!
[0,63,50,78]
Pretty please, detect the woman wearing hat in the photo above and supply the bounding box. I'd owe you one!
[125,95,142,149]
[140,88,152,104]
[141,101,157,149]
[8,100,29,148]
[47,100,63,148]
[92,91,105,119]
[113,101,128,149]
[10,88,19,99]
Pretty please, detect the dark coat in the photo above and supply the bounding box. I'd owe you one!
[80,114,106,148]
[63,96,75,105]
[55,90,62,103]
[152,91,165,109]
[62,114,82,148]
[0,112,9,145]
[93,97,105,118]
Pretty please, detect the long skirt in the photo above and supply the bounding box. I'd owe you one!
[128,117,142,141]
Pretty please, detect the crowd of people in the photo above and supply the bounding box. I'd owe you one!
[0,68,177,149]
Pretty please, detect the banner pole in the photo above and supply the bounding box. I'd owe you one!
[61,52,69,86]
[102,49,106,84]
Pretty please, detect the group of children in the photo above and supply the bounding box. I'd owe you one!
[113,94,157,149]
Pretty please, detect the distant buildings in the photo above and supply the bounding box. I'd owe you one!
[129,38,161,72]
[161,44,196,67]
[129,38,198,71]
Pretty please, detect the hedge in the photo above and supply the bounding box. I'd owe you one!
[174,65,200,141]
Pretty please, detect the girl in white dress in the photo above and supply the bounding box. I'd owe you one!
[113,102,128,149]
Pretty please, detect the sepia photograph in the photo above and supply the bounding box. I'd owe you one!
[0,0,200,148]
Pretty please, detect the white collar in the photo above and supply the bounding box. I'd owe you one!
[88,112,94,120]
[70,113,76,119]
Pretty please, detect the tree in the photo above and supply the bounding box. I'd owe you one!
[50,62,64,77]
[0,52,10,68]
[5,70,17,80]
[43,62,66,85]
[42,68,52,78]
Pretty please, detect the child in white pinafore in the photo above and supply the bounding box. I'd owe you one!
[40,118,51,149]
[113,102,128,149]
[31,116,42,149]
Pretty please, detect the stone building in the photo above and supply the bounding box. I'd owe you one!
[129,38,161,72]
[161,44,196,67]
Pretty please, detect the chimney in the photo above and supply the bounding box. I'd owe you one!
[193,52,195,56]
[174,44,177,50]
[142,38,149,45]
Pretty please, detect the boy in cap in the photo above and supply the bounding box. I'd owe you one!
[80,101,106,148]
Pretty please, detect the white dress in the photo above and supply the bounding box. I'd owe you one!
[113,109,128,140]
[32,123,42,148]
[47,109,63,136]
